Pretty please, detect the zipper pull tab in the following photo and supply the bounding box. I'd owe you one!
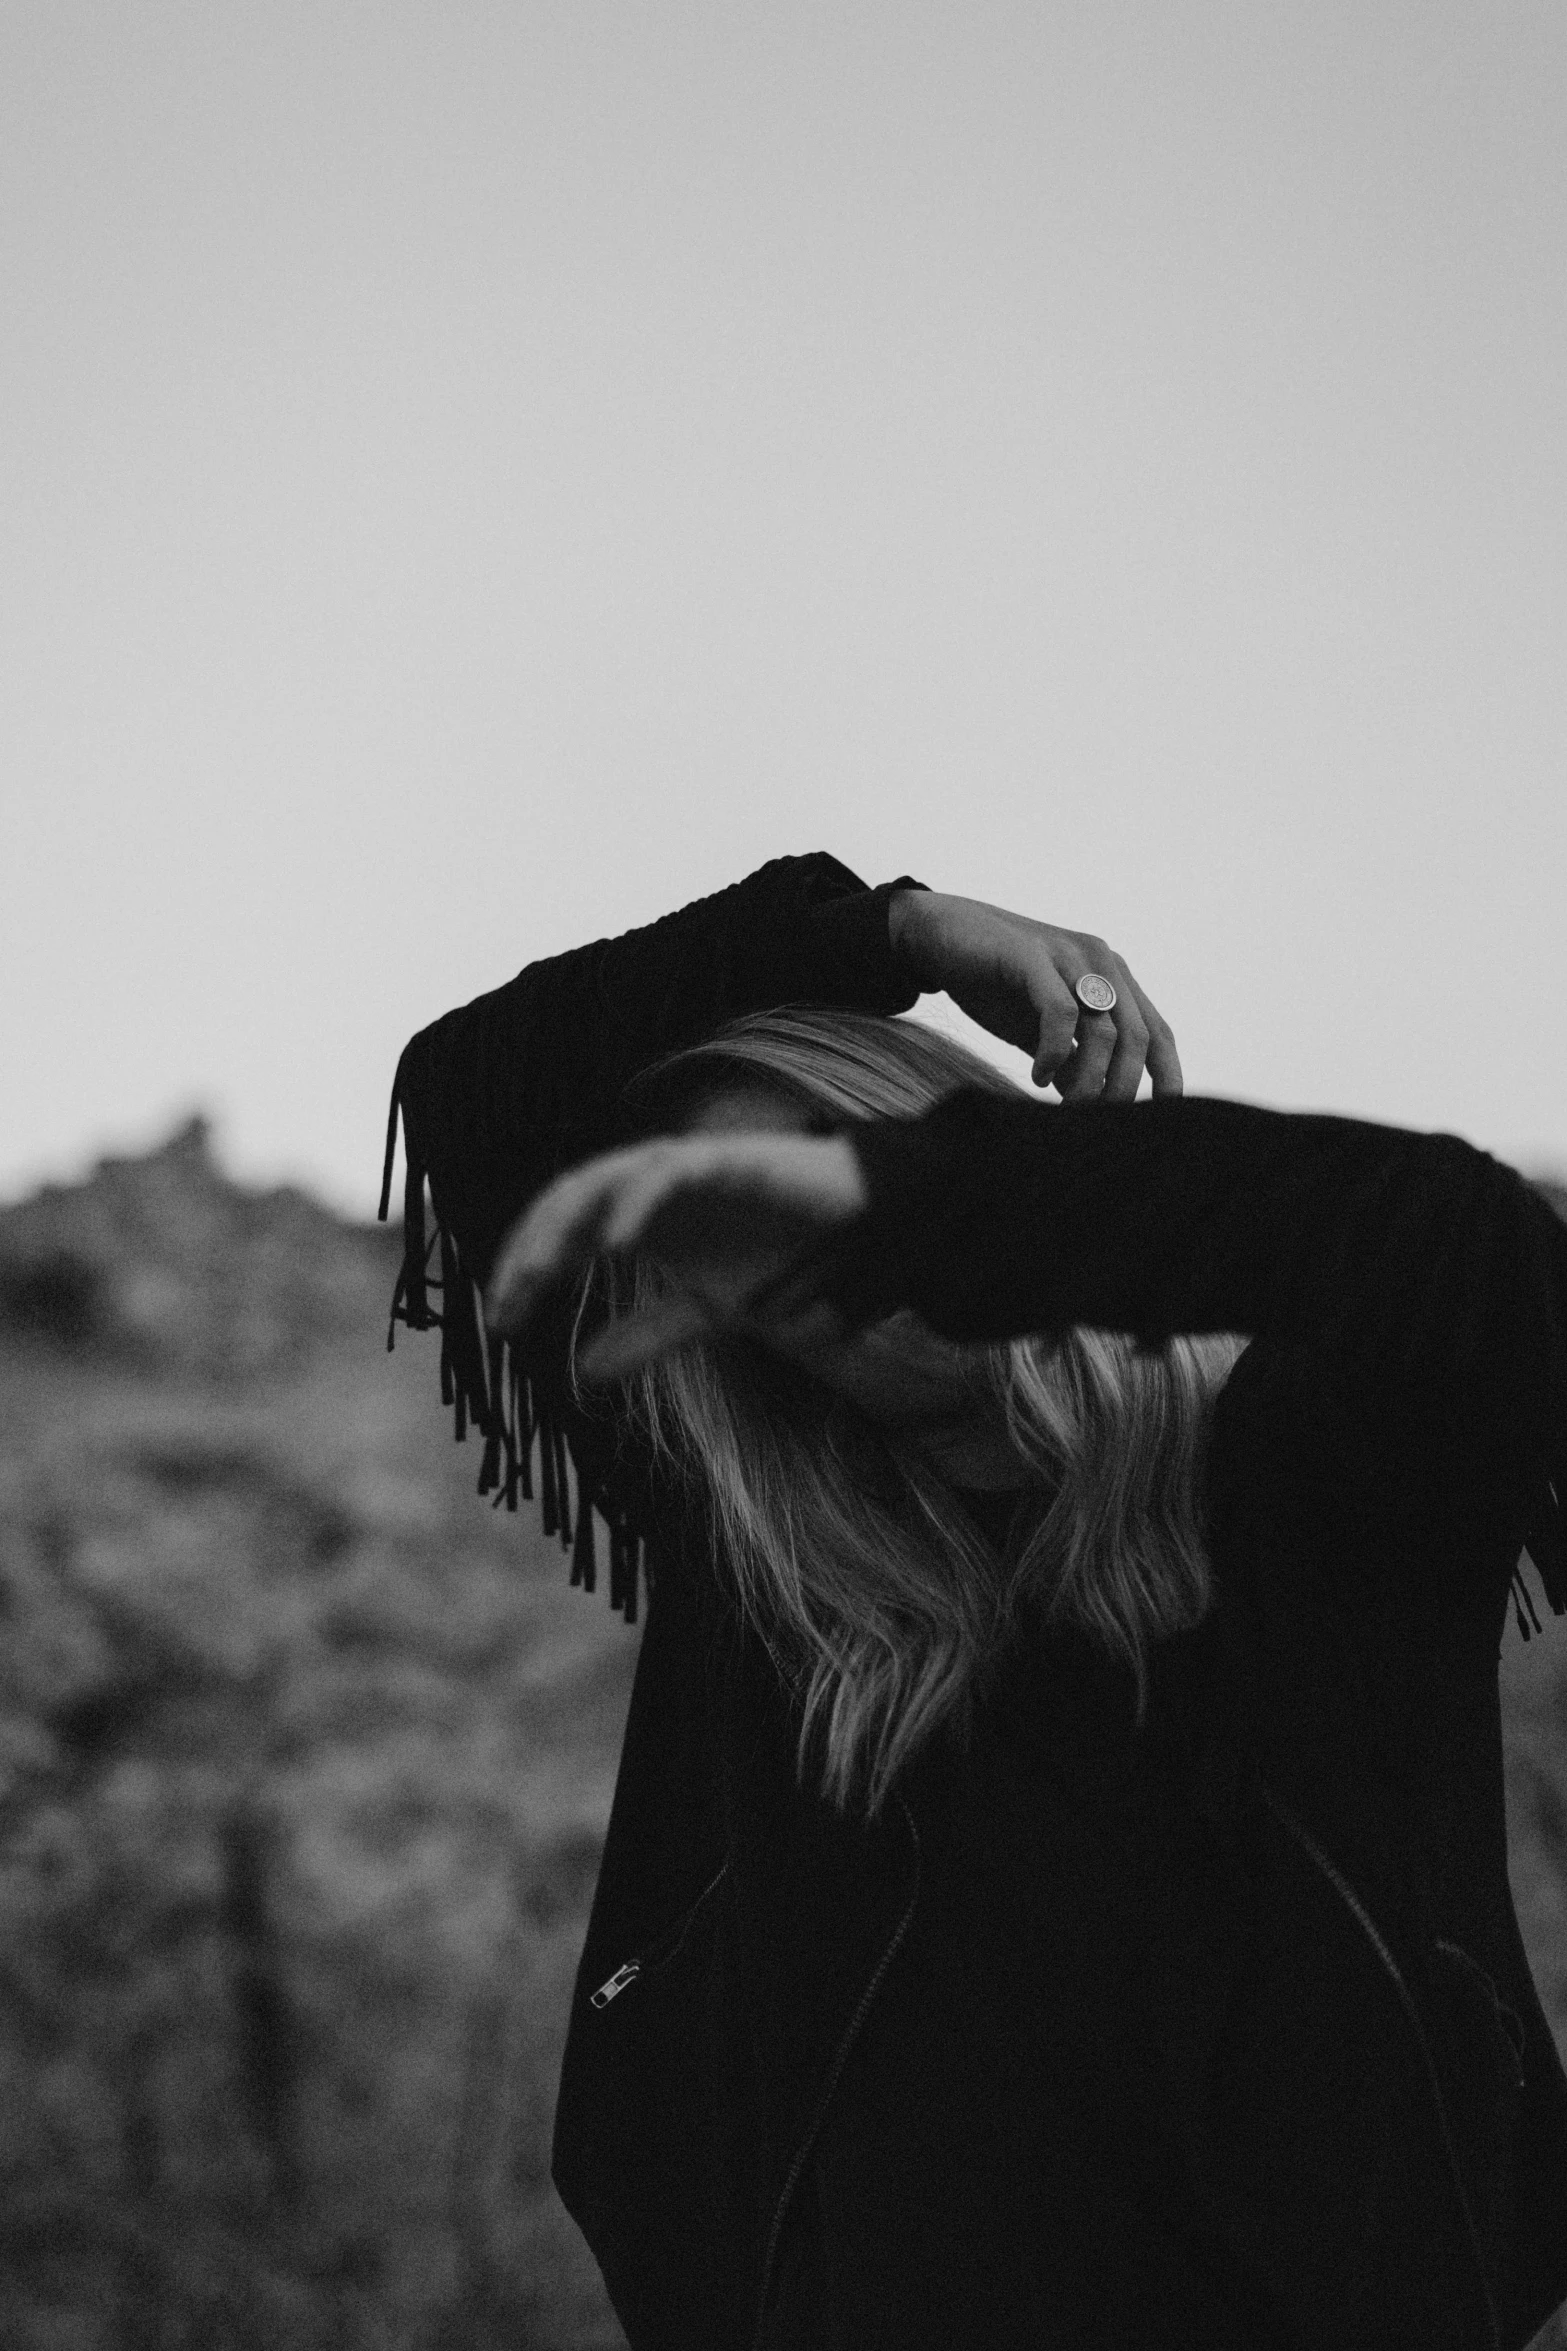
[591,1959,642,2009]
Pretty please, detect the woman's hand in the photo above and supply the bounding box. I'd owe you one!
[890,889,1182,1103]
[484,1130,869,1383]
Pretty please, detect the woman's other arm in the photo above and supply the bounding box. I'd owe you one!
[379,854,925,1587]
[383,854,924,1296]
[836,1088,1567,1620]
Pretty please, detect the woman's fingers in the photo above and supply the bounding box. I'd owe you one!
[1096,956,1152,1103]
[1051,1006,1122,1103]
[1125,978,1183,1097]
[1022,943,1163,1103]
[1044,944,1137,1103]
[1094,961,1182,1100]
[578,1293,714,1383]
[1028,977,1085,1088]
[486,1144,657,1331]
[1041,946,1183,1105]
[578,1266,855,1388]
[485,1132,868,1341]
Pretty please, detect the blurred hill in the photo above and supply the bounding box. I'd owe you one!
[0,1121,1563,2350]
[0,1118,636,2350]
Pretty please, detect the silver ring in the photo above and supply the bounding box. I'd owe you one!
[1074,971,1118,1016]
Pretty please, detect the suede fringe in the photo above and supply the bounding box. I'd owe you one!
[379,1081,646,1625]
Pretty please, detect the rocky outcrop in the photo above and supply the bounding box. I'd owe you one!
[0,1115,396,1378]
[0,1119,635,2351]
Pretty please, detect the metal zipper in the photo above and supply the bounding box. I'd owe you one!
[1256,1778,1502,2351]
[589,1859,731,2010]
[748,1797,923,2351]
[1434,1938,1527,2093]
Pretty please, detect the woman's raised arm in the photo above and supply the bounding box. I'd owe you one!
[381,855,922,1295]
[377,853,924,1606]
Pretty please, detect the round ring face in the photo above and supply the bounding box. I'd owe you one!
[1074,971,1118,1015]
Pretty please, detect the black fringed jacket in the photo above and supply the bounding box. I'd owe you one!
[381,853,1567,2351]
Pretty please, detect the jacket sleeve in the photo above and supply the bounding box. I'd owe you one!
[378,853,928,1617]
[828,1088,1567,1627]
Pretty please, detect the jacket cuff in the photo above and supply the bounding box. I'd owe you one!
[803,875,930,1014]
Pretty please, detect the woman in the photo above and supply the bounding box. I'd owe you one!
[381,853,1567,2351]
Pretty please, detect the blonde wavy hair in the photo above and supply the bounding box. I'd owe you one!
[569,1006,1245,1823]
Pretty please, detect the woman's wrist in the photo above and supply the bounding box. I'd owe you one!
[886,884,934,979]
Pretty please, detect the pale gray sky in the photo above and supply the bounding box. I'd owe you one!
[4,0,1563,1218]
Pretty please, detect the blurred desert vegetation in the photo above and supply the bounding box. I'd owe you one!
[0,1118,1562,2351]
